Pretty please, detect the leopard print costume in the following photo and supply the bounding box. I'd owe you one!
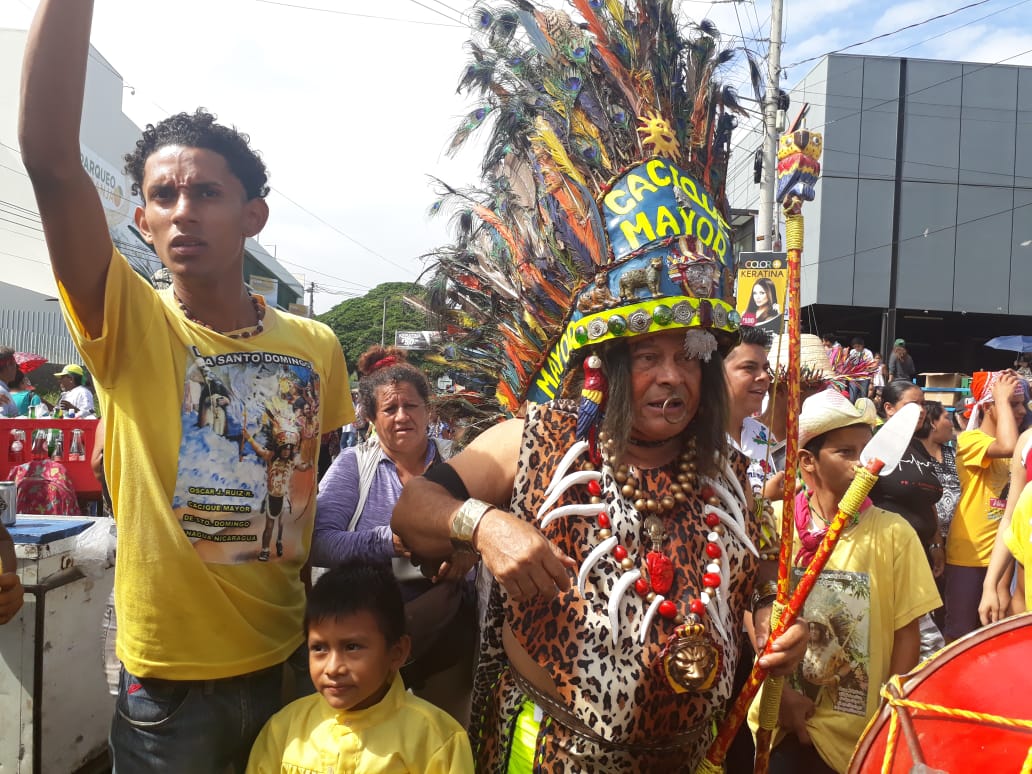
[470,400,759,772]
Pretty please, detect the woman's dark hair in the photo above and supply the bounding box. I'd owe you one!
[878,379,923,418]
[356,345,431,421]
[563,335,729,477]
[914,400,944,440]
[124,109,270,200]
[743,278,779,319]
[9,368,27,390]
[304,562,405,644]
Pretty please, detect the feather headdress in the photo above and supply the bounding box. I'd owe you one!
[425,0,752,411]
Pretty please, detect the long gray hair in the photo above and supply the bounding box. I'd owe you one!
[563,337,729,477]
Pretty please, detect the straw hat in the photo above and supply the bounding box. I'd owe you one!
[799,389,879,448]
[767,333,833,389]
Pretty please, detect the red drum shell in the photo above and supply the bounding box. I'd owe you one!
[850,612,1032,773]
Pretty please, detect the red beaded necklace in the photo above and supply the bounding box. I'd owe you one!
[592,433,725,629]
[175,290,266,339]
[581,432,727,693]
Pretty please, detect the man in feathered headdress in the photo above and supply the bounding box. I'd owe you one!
[393,2,809,770]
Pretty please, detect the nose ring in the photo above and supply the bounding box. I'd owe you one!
[661,397,689,425]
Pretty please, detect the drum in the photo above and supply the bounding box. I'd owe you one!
[850,612,1032,773]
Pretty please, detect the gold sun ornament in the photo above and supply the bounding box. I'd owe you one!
[637,111,680,157]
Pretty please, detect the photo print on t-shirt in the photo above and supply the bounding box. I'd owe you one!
[790,568,871,717]
[171,344,322,564]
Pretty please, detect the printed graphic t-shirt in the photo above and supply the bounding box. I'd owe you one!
[948,429,1010,567]
[750,506,940,773]
[59,249,353,680]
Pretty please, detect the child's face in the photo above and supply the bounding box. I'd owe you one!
[307,611,410,712]
[800,424,872,502]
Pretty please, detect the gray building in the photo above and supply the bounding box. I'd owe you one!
[727,53,1032,373]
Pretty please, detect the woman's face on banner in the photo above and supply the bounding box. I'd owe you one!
[753,283,769,307]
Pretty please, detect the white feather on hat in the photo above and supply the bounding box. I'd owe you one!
[799,389,880,448]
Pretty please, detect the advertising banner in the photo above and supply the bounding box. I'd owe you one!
[736,251,787,336]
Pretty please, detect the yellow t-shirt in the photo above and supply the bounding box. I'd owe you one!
[947,429,1009,567]
[245,675,474,773]
[750,506,940,774]
[59,249,353,679]
[1004,483,1032,612]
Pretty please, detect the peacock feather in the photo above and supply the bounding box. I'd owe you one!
[424,1,753,410]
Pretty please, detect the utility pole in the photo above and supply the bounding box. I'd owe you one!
[755,0,784,251]
[307,281,316,318]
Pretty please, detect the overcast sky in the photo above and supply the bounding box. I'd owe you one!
[2,0,1031,314]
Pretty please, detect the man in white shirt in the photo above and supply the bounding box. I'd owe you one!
[56,363,95,417]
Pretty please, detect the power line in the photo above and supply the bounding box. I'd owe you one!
[276,258,376,292]
[421,0,468,18]
[403,0,464,25]
[807,46,1032,134]
[254,0,465,27]
[800,196,1032,271]
[268,186,421,277]
[785,0,999,69]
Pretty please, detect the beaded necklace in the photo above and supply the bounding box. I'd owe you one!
[590,432,726,693]
[175,290,265,339]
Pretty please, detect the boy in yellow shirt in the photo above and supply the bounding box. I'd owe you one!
[246,563,473,773]
[765,390,940,773]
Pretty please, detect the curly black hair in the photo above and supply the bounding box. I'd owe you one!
[124,109,270,200]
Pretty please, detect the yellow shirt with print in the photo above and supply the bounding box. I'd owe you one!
[948,429,1010,567]
[59,249,353,680]
[750,506,940,774]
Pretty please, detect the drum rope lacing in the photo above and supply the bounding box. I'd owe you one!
[878,674,1032,774]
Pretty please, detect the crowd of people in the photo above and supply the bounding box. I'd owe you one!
[1,3,1031,774]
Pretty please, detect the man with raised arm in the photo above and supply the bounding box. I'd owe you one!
[19,3,353,771]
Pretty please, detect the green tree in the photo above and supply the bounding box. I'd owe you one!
[317,283,441,378]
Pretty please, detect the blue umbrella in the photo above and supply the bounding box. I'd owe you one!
[985,335,1032,353]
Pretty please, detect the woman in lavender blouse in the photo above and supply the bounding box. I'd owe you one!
[311,345,473,719]
[312,345,446,567]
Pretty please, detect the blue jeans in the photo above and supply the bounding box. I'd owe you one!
[110,646,310,774]
[849,379,870,402]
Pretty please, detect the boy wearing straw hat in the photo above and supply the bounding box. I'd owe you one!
[761,390,939,774]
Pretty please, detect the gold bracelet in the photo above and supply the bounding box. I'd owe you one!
[449,498,492,550]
